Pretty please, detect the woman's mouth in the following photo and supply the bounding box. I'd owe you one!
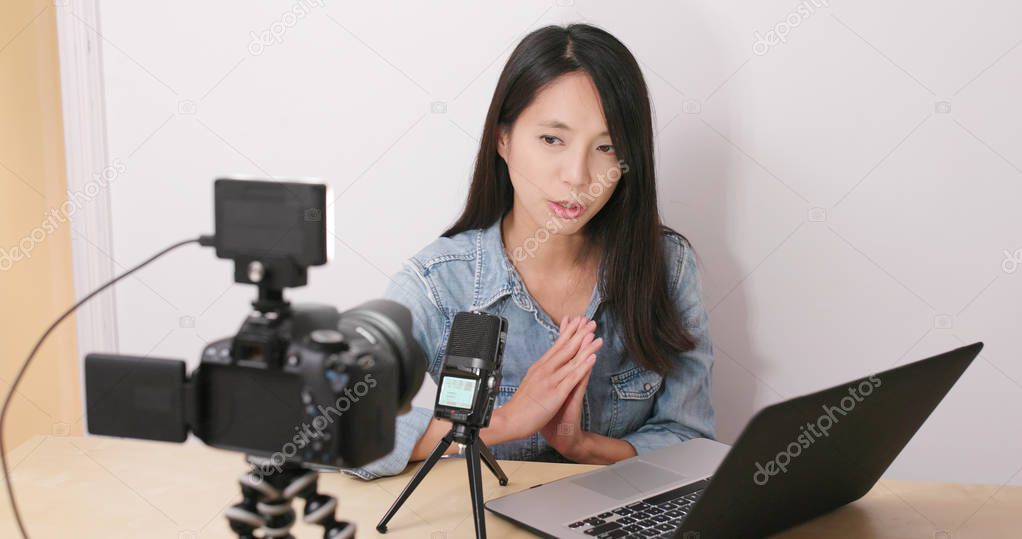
[548,199,585,219]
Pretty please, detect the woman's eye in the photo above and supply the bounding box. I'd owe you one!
[597,144,615,154]
[540,135,562,145]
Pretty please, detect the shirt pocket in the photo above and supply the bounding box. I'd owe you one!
[608,366,663,438]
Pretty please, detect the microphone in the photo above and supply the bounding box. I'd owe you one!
[377,310,512,537]
[433,311,508,428]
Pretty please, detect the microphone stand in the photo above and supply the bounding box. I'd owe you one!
[376,422,508,539]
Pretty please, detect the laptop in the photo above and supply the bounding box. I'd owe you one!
[485,342,983,538]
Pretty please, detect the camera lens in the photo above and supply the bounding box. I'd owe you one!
[339,299,426,412]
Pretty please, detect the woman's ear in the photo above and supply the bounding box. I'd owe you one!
[496,125,509,161]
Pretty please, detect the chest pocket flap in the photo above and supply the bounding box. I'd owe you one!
[610,366,663,400]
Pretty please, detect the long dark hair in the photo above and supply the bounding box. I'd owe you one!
[442,23,696,376]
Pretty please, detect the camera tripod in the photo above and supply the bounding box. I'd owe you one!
[376,423,509,539]
[225,457,356,539]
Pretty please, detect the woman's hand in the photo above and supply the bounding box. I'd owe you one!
[539,345,598,460]
[494,316,603,441]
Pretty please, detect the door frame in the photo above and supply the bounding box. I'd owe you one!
[55,1,120,369]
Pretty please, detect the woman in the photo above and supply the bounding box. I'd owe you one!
[343,23,715,480]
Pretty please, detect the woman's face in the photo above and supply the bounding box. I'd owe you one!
[497,71,622,234]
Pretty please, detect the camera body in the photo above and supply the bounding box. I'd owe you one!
[198,300,411,467]
[86,300,423,469]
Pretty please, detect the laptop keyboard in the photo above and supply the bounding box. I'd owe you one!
[565,477,711,538]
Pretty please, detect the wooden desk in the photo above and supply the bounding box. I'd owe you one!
[0,436,1018,538]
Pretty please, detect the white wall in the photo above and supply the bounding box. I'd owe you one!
[87,0,1022,485]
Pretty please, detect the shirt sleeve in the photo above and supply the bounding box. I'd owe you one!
[621,236,717,454]
[339,259,446,480]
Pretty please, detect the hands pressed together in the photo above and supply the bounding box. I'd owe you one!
[495,315,604,461]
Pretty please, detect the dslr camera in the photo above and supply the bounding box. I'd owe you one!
[84,178,426,470]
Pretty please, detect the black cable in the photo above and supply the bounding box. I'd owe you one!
[0,235,214,538]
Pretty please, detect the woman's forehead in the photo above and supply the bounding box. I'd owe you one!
[520,73,609,134]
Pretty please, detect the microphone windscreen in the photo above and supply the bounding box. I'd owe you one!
[446,311,501,359]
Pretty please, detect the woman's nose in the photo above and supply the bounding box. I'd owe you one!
[561,152,589,190]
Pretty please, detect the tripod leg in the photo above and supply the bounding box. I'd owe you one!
[376,429,455,533]
[465,442,488,539]
[476,440,508,486]
[226,467,269,539]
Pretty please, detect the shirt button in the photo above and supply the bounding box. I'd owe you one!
[643,382,653,391]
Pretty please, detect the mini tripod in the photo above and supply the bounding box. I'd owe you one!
[225,456,356,539]
[376,423,509,539]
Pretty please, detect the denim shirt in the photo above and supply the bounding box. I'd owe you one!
[340,216,716,480]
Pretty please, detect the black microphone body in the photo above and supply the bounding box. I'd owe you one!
[433,311,508,428]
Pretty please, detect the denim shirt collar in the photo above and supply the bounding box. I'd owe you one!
[472,215,606,327]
